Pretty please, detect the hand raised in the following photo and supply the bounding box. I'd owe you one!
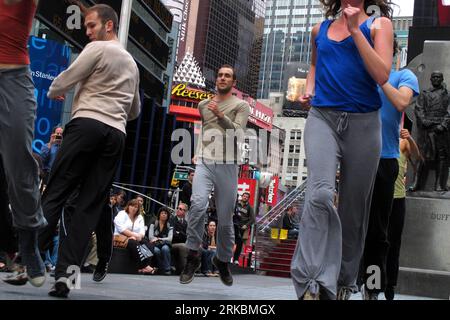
[299,94,312,110]
[343,4,361,35]
[400,129,410,140]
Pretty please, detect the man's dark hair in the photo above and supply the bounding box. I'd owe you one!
[52,125,63,134]
[242,192,251,197]
[86,4,119,34]
[218,64,237,81]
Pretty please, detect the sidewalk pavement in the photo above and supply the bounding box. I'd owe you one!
[0,273,439,300]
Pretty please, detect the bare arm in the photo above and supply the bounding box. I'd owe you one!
[400,129,422,162]
[380,83,414,112]
[344,5,393,85]
[299,23,320,108]
[351,17,393,85]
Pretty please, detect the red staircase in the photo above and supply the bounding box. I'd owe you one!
[257,237,297,278]
[255,181,306,279]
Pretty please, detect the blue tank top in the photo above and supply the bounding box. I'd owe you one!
[312,16,382,113]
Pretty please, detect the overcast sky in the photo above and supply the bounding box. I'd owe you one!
[391,0,415,17]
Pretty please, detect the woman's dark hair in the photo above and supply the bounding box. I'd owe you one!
[157,207,171,221]
[393,33,399,57]
[319,0,394,19]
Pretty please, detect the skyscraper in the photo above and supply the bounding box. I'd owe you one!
[258,0,324,99]
[191,0,265,97]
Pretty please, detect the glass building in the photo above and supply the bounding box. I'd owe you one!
[192,0,265,98]
[258,0,324,99]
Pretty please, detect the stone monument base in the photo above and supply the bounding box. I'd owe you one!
[397,197,450,299]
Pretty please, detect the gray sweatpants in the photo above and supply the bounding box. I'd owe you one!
[0,67,46,230]
[185,163,238,262]
[291,107,381,299]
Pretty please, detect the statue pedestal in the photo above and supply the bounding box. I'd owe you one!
[397,196,450,299]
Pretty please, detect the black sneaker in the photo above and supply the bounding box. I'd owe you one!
[385,286,395,300]
[212,256,233,286]
[93,260,109,282]
[48,279,70,298]
[180,253,201,284]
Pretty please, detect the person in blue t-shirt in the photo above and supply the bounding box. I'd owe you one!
[292,0,394,300]
[361,37,419,300]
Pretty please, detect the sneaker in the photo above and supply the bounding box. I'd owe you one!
[180,253,201,284]
[337,287,352,300]
[212,255,233,286]
[17,230,46,287]
[302,289,320,300]
[233,260,240,266]
[2,271,29,286]
[48,279,70,298]
[384,286,395,300]
[93,260,109,282]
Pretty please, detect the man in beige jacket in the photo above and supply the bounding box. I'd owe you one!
[42,4,140,298]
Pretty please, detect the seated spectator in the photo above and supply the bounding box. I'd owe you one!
[110,193,120,219]
[149,207,173,275]
[169,203,188,275]
[135,195,152,228]
[115,190,127,210]
[201,220,219,277]
[114,199,156,274]
[282,206,299,239]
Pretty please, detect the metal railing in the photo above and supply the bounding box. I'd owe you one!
[257,181,307,233]
[254,181,307,274]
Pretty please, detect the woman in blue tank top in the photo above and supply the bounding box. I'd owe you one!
[290,0,394,300]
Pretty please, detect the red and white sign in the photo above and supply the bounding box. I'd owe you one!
[439,0,450,26]
[238,178,257,206]
[265,176,279,206]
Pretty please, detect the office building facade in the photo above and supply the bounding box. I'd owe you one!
[258,0,323,99]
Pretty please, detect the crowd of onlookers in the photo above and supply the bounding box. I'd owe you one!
[1,167,257,277]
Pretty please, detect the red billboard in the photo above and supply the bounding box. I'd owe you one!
[238,178,257,207]
[439,0,450,26]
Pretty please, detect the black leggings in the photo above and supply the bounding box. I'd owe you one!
[386,198,406,288]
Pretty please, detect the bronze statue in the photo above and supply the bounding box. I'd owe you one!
[411,71,450,192]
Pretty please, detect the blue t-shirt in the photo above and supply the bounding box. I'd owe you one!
[380,69,419,159]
